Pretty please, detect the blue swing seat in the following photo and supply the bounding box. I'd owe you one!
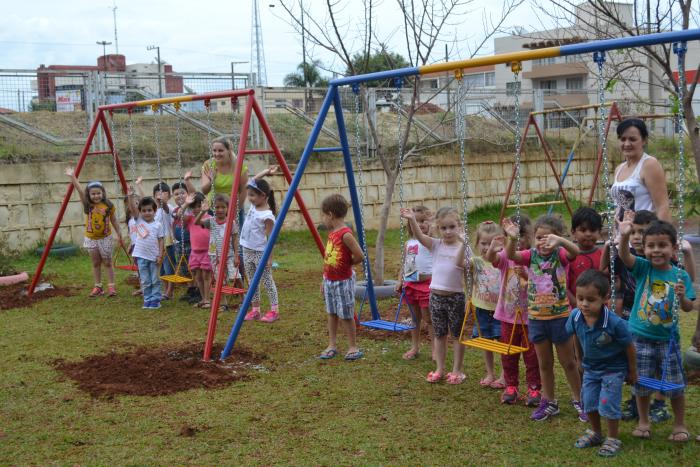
[360,319,415,332]
[637,376,685,392]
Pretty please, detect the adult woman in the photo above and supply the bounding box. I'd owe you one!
[185,137,249,207]
[610,118,670,222]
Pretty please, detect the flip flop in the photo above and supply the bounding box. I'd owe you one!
[668,431,691,443]
[480,376,495,387]
[402,349,419,360]
[426,371,443,383]
[446,372,466,385]
[632,427,651,439]
[344,350,364,361]
[319,349,338,360]
[490,379,506,389]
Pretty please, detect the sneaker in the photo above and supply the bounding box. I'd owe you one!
[531,399,560,421]
[107,286,117,297]
[260,311,279,323]
[621,396,638,421]
[89,286,104,297]
[149,301,161,309]
[572,400,588,422]
[650,399,672,423]
[142,301,151,309]
[526,387,542,407]
[501,386,519,405]
[244,310,261,321]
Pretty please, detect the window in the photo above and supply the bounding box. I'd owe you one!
[566,77,584,90]
[465,73,485,88]
[565,54,582,64]
[539,79,557,90]
[485,72,495,87]
[506,81,521,95]
[533,57,557,66]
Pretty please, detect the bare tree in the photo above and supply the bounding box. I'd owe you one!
[534,0,700,181]
[278,0,522,284]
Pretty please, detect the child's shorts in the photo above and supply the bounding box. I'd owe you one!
[174,244,191,275]
[429,291,465,338]
[83,236,113,260]
[189,250,212,271]
[528,316,571,344]
[472,307,501,339]
[324,274,355,320]
[160,244,177,276]
[633,337,685,398]
[404,280,430,308]
[582,369,625,419]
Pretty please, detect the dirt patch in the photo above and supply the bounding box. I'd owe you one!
[0,281,74,310]
[54,342,267,397]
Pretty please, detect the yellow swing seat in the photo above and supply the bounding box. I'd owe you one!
[160,252,192,283]
[459,301,530,356]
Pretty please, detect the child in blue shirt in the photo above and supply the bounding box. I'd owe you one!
[566,270,636,457]
[618,215,695,443]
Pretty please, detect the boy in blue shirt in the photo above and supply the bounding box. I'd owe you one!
[567,270,636,457]
[618,215,695,443]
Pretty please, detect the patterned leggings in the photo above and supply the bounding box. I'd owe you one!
[242,247,278,306]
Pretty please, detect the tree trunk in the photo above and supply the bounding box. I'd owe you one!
[372,169,398,285]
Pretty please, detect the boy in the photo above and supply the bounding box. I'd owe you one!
[567,207,603,307]
[171,181,201,304]
[567,269,636,457]
[618,215,695,442]
[318,194,365,361]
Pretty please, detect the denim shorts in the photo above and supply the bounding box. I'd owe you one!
[528,316,571,344]
[472,307,501,339]
[633,337,685,398]
[160,244,177,276]
[582,369,625,419]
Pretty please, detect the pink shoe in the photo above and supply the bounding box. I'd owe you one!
[107,286,117,297]
[244,310,261,321]
[260,311,279,322]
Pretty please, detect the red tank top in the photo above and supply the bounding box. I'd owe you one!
[323,226,353,280]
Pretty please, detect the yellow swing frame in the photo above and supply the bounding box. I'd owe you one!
[160,248,193,284]
[459,300,530,355]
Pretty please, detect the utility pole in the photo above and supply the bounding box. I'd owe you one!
[112,1,119,54]
[300,0,309,113]
[147,45,163,98]
[96,40,112,69]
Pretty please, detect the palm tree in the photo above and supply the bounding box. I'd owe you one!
[283,60,329,87]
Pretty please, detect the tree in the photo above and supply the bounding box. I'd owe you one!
[347,50,410,87]
[534,0,700,183]
[278,0,522,284]
[283,60,330,87]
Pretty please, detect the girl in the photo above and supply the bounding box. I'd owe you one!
[195,194,239,305]
[396,205,434,360]
[458,221,505,389]
[183,192,213,308]
[240,177,279,322]
[485,215,541,406]
[401,207,467,384]
[132,196,165,309]
[125,189,143,297]
[504,214,584,422]
[65,168,123,297]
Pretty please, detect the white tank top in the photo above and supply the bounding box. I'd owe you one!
[610,153,654,218]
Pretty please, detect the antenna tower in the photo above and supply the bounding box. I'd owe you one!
[250,0,268,86]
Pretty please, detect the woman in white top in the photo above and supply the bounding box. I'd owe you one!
[610,118,670,222]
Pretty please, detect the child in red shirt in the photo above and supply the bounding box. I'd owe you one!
[567,207,603,308]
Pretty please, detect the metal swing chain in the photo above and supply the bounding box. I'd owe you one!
[511,63,523,254]
[174,102,187,259]
[455,71,472,301]
[594,51,616,314]
[108,111,124,240]
[127,111,137,187]
[673,41,688,328]
[395,79,408,286]
[352,85,371,283]
[152,105,163,184]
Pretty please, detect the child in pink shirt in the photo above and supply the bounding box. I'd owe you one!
[182,192,212,308]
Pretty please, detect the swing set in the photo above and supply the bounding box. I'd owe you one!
[216,28,700,364]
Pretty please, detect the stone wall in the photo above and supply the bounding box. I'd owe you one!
[0,149,599,251]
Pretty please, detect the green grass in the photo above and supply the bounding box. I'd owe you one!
[1,229,699,465]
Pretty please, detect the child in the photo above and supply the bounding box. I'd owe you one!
[486,214,541,406]
[183,192,213,308]
[459,221,505,388]
[319,194,365,361]
[617,216,695,442]
[195,194,239,305]
[401,206,467,384]
[567,269,636,458]
[504,214,584,421]
[125,189,142,297]
[131,196,165,309]
[65,168,123,297]
[396,205,433,360]
[241,177,279,322]
[171,181,200,304]
[567,207,603,306]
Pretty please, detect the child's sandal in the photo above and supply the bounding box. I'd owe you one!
[574,429,603,448]
[597,438,622,457]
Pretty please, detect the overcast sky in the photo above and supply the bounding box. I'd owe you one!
[0,0,554,85]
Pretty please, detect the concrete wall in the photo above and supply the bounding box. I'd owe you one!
[0,149,600,251]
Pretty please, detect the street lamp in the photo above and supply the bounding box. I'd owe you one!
[96,40,112,70]
[147,45,163,98]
